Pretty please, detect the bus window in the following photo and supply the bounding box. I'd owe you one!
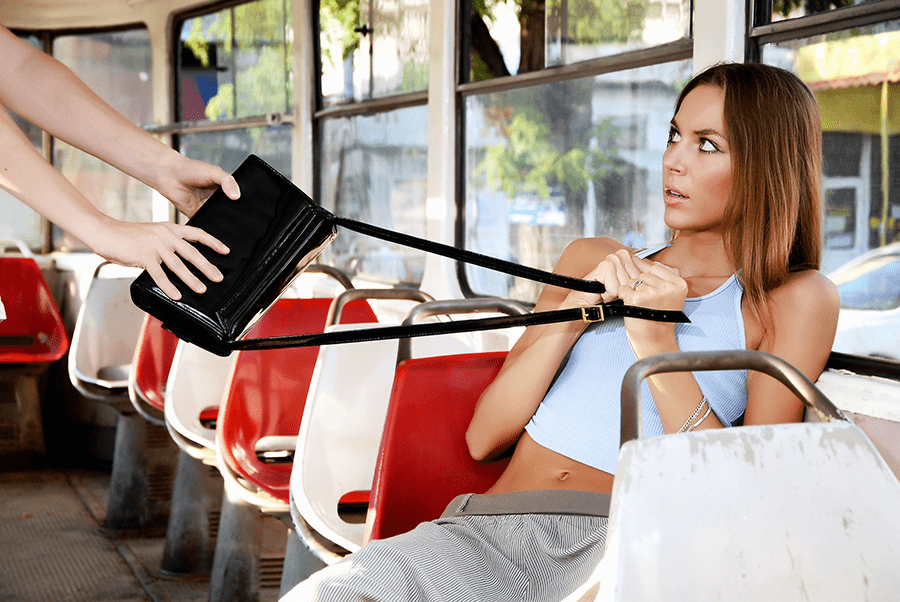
[320,0,429,107]
[467,0,692,80]
[757,8,900,360]
[176,0,293,122]
[463,59,693,302]
[51,28,153,252]
[317,105,429,285]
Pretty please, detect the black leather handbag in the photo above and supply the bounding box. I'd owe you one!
[130,155,687,356]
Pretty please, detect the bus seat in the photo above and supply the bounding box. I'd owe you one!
[210,295,377,602]
[288,324,400,557]
[216,296,378,505]
[0,252,69,466]
[0,255,69,364]
[363,351,510,543]
[578,421,900,601]
[67,261,177,532]
[564,350,900,602]
[68,262,144,407]
[288,297,523,562]
[128,314,178,426]
[164,340,234,462]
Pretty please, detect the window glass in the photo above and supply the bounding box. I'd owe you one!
[464,59,693,301]
[317,106,429,283]
[763,19,900,359]
[831,251,900,310]
[177,0,293,121]
[52,29,153,251]
[762,22,900,274]
[0,35,44,250]
[178,126,292,180]
[468,0,691,81]
[319,0,429,107]
[770,0,887,23]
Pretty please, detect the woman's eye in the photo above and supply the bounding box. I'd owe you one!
[667,128,681,145]
[699,138,719,153]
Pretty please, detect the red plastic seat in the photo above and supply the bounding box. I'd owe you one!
[364,351,510,542]
[0,256,68,364]
[217,297,378,503]
[129,315,179,420]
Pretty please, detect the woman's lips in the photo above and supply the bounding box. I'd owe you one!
[664,187,688,205]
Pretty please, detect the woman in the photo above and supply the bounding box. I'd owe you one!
[0,23,238,303]
[282,62,840,602]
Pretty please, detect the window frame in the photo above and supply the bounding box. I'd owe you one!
[453,2,694,298]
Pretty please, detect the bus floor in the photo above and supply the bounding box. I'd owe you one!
[0,468,281,602]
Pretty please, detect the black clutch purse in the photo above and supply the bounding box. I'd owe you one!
[130,155,687,356]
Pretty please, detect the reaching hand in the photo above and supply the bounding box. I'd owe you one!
[89,216,230,300]
[152,153,240,218]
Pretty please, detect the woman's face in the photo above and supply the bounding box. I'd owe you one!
[662,84,732,235]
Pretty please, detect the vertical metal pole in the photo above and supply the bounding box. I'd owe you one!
[880,79,890,247]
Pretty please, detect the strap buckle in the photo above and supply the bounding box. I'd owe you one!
[580,304,605,323]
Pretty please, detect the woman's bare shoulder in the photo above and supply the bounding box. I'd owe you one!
[770,269,839,312]
[555,237,627,276]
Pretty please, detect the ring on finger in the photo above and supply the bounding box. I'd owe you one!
[632,280,644,291]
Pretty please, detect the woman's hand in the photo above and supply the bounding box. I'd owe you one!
[152,152,240,218]
[89,216,230,300]
[564,249,688,357]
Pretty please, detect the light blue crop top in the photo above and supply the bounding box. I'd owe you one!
[525,244,748,474]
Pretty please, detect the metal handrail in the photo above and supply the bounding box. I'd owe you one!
[620,350,848,446]
[325,288,435,328]
[396,297,530,364]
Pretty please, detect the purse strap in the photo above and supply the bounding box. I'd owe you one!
[233,299,689,351]
[333,216,609,294]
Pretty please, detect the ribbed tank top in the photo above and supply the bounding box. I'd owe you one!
[525,244,748,474]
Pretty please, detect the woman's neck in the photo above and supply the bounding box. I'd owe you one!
[660,231,734,280]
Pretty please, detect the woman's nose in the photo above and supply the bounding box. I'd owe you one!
[663,144,685,174]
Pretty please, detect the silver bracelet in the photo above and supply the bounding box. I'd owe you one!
[687,405,712,431]
[678,395,708,433]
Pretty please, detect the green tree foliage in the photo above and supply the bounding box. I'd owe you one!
[320,0,362,69]
[183,0,292,121]
[471,1,637,230]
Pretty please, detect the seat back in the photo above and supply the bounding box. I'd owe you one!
[68,263,144,400]
[364,351,510,542]
[164,340,235,458]
[129,315,179,420]
[290,326,401,551]
[601,421,900,601]
[0,256,68,364]
[217,297,378,503]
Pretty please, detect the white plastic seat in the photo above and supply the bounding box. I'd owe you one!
[566,351,900,602]
[290,324,400,556]
[67,261,173,531]
[68,262,145,408]
[579,421,900,601]
[164,340,235,463]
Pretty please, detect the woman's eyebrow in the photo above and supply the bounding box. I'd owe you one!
[694,127,726,140]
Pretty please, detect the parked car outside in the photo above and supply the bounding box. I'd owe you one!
[827,242,900,360]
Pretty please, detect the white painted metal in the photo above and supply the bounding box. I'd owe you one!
[568,422,900,601]
[692,0,746,73]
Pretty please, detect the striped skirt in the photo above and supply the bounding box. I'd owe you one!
[280,490,610,602]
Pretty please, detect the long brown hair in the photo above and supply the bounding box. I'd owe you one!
[674,62,823,319]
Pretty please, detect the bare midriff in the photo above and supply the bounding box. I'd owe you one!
[484,431,615,495]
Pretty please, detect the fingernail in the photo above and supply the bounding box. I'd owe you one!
[196,283,207,294]
[212,270,223,282]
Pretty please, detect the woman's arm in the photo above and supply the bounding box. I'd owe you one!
[466,237,628,462]
[744,270,840,425]
[0,101,226,299]
[0,24,238,217]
